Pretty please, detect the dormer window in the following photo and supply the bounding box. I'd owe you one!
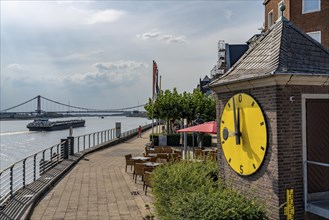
[303,0,321,14]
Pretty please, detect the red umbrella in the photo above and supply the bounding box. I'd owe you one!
[176,121,218,134]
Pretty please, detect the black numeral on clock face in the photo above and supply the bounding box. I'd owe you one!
[228,103,231,108]
[261,146,265,151]
[229,158,231,163]
[240,165,243,174]
[260,122,264,126]
[253,163,256,169]
[251,101,255,107]
[238,94,242,102]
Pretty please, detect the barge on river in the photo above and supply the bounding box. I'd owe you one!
[27,118,85,131]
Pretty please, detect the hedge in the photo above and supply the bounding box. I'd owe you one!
[149,134,180,146]
[186,134,212,147]
[150,133,212,147]
[151,160,267,220]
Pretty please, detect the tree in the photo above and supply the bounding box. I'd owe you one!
[144,88,216,133]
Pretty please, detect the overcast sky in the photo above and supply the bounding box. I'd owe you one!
[1,0,263,111]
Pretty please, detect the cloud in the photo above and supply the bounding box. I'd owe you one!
[224,9,232,20]
[63,60,148,87]
[55,49,104,63]
[7,64,22,70]
[86,9,125,24]
[137,32,188,44]
[56,0,94,4]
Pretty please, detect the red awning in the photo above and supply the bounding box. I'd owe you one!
[176,121,217,134]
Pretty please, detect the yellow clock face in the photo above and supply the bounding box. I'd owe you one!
[220,93,267,176]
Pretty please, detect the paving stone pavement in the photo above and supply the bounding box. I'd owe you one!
[30,129,156,220]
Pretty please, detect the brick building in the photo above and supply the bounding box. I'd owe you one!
[264,0,329,49]
[210,18,329,220]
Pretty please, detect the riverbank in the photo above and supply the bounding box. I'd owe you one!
[0,126,155,219]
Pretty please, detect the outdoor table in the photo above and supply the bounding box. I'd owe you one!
[131,156,151,161]
[144,162,163,167]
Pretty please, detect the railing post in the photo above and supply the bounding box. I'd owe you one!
[42,150,46,174]
[115,122,121,138]
[23,159,26,188]
[10,166,13,197]
[61,138,69,159]
[93,133,95,146]
[77,137,80,152]
[57,144,60,162]
[83,136,86,150]
[68,136,74,156]
[97,132,99,145]
[33,154,37,181]
[88,134,90,149]
[0,172,2,202]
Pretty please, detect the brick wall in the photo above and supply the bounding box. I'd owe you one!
[290,0,329,49]
[264,0,291,31]
[215,85,329,220]
[264,0,329,49]
[215,86,280,219]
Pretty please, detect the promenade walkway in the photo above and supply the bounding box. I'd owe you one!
[30,129,155,220]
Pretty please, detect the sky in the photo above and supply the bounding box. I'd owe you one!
[1,0,264,111]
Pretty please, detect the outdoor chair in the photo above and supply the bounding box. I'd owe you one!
[156,154,168,161]
[143,166,155,191]
[194,149,203,159]
[208,152,217,161]
[125,154,134,172]
[143,171,152,195]
[133,163,146,183]
[154,147,163,153]
[156,158,168,164]
[162,147,173,153]
[168,153,180,162]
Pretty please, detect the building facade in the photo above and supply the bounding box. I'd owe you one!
[264,0,329,49]
[210,19,329,219]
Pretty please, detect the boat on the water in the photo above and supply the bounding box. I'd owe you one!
[27,118,85,131]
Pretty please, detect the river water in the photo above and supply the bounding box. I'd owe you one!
[0,116,151,170]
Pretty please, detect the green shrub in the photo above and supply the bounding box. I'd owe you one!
[151,160,267,220]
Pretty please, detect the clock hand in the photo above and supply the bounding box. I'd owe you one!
[237,107,241,143]
[232,97,240,145]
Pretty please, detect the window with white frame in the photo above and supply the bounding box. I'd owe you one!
[307,31,321,43]
[303,0,321,13]
[268,10,274,29]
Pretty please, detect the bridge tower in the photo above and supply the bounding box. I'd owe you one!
[36,95,42,115]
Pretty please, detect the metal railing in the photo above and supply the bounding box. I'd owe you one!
[0,141,66,208]
[74,128,116,153]
[0,123,153,208]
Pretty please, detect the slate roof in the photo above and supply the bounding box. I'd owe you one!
[210,18,329,87]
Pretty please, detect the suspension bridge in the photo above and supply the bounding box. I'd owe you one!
[0,95,146,115]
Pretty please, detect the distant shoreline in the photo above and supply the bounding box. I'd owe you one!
[0,114,148,121]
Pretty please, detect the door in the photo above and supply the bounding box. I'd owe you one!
[306,99,329,194]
